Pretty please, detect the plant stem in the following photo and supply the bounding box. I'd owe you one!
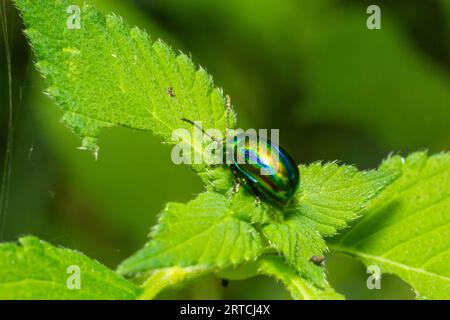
[138,265,211,300]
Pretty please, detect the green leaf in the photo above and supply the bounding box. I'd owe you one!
[119,162,396,295]
[257,256,344,300]
[262,214,327,288]
[0,236,141,299]
[331,152,450,299]
[138,265,210,300]
[14,0,403,298]
[15,0,234,161]
[295,162,398,237]
[217,257,344,300]
[117,192,264,275]
[261,163,397,287]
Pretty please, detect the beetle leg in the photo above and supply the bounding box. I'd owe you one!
[230,166,241,194]
[230,165,262,205]
[232,181,240,194]
[242,178,263,206]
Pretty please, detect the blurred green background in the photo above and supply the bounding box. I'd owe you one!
[0,0,449,299]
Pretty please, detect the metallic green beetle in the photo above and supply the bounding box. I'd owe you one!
[181,117,300,206]
[226,132,300,205]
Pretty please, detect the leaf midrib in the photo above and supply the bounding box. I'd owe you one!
[330,245,450,283]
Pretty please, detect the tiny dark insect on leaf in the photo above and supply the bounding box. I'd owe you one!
[221,278,230,287]
[309,255,325,266]
[167,87,176,97]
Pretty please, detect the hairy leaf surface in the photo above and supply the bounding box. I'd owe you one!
[15,0,234,161]
[0,236,140,299]
[118,192,263,275]
[331,152,450,299]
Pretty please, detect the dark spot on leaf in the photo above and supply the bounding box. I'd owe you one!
[221,278,229,287]
[167,87,175,97]
[309,255,325,266]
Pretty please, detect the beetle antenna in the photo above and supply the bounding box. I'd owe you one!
[180,118,217,141]
[225,95,233,140]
